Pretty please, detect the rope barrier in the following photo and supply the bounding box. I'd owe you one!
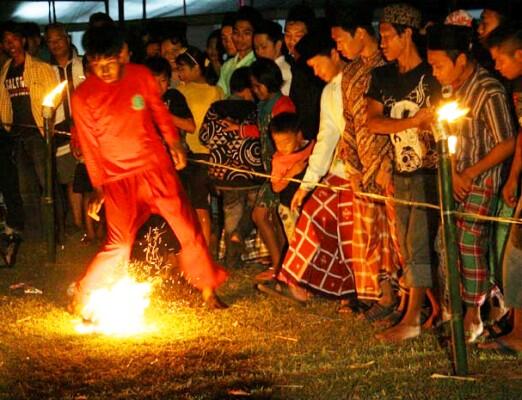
[1,122,71,136]
[190,158,522,226]
[3,119,518,226]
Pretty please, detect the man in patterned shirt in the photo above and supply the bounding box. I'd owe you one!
[428,24,515,342]
[330,6,401,309]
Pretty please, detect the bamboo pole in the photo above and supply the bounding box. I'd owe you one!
[434,120,468,376]
[42,106,56,263]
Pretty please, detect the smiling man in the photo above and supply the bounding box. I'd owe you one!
[70,25,228,315]
[0,21,63,265]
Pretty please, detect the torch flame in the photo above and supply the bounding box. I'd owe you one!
[42,81,67,108]
[74,276,153,336]
[437,101,469,123]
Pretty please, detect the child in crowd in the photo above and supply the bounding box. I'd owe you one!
[199,67,263,267]
[160,33,187,87]
[144,56,196,143]
[176,46,224,245]
[270,112,314,242]
[237,58,295,280]
[135,56,196,262]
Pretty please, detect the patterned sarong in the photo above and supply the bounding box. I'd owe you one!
[456,183,497,306]
[279,174,400,299]
[279,175,355,296]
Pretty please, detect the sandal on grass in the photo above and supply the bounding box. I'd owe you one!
[483,312,512,340]
[374,308,404,329]
[477,337,521,354]
[255,267,276,282]
[364,301,398,323]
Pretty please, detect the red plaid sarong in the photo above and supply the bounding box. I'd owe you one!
[279,174,400,299]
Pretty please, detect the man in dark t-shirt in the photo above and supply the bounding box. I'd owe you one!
[366,3,441,342]
[0,22,63,263]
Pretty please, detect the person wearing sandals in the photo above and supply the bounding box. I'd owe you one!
[367,4,442,342]
[479,25,522,352]
[426,24,516,343]
[330,6,403,316]
[261,33,353,302]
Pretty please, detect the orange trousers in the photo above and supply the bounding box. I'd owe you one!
[78,167,228,294]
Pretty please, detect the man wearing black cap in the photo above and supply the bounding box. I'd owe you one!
[367,3,441,342]
[427,23,515,343]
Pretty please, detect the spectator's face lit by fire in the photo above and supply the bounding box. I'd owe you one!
[331,27,363,61]
[233,20,254,56]
[307,51,339,83]
[153,72,169,96]
[250,76,270,101]
[284,21,307,58]
[89,55,123,84]
[272,131,301,156]
[2,32,26,61]
[379,22,406,62]
[427,50,465,87]
[145,42,161,58]
[177,62,201,83]
[45,29,70,60]
[490,45,522,80]
[477,9,501,41]
[161,39,185,67]
[221,25,236,57]
[254,33,281,60]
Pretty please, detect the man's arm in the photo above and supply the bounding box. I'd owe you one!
[71,92,107,188]
[455,92,516,202]
[172,115,195,133]
[453,139,515,201]
[366,98,433,135]
[291,85,341,211]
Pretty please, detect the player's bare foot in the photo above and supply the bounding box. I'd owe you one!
[375,323,421,342]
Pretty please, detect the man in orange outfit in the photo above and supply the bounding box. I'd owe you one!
[70,25,228,315]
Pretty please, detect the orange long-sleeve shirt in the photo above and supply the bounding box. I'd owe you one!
[71,63,179,187]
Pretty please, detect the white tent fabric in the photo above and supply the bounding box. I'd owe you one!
[4,0,303,25]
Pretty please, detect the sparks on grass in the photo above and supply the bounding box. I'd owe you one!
[74,275,155,336]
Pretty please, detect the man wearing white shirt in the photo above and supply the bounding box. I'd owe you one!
[253,20,292,96]
[45,23,85,234]
[267,35,360,300]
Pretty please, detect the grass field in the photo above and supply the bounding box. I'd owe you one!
[1,235,521,400]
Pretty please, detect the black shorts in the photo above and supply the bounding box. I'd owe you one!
[178,154,210,210]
